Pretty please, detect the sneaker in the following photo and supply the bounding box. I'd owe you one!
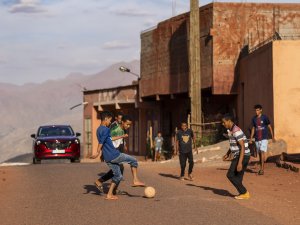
[234,191,250,200]
[188,174,194,181]
[179,176,185,181]
[94,180,103,192]
[113,189,126,195]
[258,170,264,175]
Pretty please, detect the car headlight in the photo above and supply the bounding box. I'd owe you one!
[69,139,80,144]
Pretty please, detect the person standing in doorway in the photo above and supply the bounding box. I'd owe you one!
[176,122,195,181]
[249,104,275,175]
[154,132,164,161]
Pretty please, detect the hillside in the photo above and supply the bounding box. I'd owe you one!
[0,60,139,163]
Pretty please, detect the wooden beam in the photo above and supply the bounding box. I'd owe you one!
[189,0,202,139]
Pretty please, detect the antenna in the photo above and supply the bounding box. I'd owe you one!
[172,0,176,17]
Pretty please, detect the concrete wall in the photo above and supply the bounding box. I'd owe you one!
[238,40,300,153]
[273,41,300,153]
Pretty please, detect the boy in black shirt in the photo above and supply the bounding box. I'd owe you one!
[176,122,195,181]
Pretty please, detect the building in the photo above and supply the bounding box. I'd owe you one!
[139,2,300,152]
[237,40,300,153]
[83,2,300,159]
[83,84,140,157]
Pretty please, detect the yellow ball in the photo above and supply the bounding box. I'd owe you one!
[144,186,156,198]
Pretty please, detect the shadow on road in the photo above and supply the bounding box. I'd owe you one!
[217,167,257,174]
[83,184,141,198]
[186,184,235,197]
[158,173,179,180]
[83,185,102,195]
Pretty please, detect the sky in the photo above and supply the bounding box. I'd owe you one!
[0,0,299,85]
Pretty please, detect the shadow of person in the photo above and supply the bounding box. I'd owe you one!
[186,184,235,197]
[245,168,257,173]
[83,184,102,195]
[158,173,179,180]
[217,167,256,174]
[97,172,108,177]
[117,191,141,198]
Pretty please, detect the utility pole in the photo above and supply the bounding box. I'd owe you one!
[189,0,202,141]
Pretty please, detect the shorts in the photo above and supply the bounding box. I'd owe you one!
[255,139,268,152]
[155,147,162,153]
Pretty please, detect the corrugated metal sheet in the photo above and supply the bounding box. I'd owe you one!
[140,3,300,97]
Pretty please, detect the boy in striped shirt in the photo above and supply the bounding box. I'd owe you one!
[222,114,251,200]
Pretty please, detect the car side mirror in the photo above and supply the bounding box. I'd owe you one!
[31,134,36,138]
[76,132,81,137]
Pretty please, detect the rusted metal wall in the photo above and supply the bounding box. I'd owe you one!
[140,4,213,98]
[140,2,300,97]
[237,42,274,134]
[212,3,300,94]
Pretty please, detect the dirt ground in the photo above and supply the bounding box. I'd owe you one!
[144,155,300,225]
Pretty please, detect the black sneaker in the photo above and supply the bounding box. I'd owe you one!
[94,180,103,192]
[113,189,127,195]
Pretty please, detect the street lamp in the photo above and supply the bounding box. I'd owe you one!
[119,66,139,78]
[69,102,88,110]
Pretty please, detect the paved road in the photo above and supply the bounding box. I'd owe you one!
[0,161,280,225]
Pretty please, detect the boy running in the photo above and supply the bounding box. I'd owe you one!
[94,114,131,194]
[90,111,144,200]
[222,114,251,200]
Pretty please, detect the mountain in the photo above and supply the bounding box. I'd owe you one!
[0,60,140,163]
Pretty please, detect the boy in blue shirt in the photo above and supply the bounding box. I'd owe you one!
[90,111,145,200]
[249,104,275,175]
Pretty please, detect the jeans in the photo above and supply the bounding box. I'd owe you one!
[179,151,194,177]
[106,153,138,185]
[226,155,250,195]
[100,145,125,183]
[101,164,124,182]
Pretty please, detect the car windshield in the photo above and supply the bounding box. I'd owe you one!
[38,126,74,137]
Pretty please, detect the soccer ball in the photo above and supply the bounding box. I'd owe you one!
[144,186,156,198]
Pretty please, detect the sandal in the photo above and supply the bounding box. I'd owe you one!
[258,170,264,175]
[131,182,146,187]
[105,195,119,200]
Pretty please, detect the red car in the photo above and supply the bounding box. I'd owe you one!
[31,125,81,164]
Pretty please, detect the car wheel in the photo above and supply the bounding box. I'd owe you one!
[70,158,80,163]
[33,157,41,164]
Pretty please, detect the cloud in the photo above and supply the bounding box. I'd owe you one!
[111,8,153,17]
[9,0,46,13]
[102,40,132,50]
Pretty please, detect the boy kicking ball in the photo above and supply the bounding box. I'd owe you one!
[90,111,145,200]
[222,114,251,200]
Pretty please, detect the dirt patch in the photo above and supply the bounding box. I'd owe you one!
[143,158,300,225]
